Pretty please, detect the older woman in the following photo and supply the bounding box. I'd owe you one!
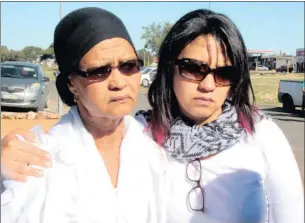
[2,8,304,223]
[1,7,166,223]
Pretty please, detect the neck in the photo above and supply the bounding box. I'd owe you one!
[77,104,124,141]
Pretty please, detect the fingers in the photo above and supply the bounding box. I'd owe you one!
[3,145,51,169]
[1,128,53,181]
[8,173,27,183]
[13,128,37,143]
[7,134,52,163]
[1,160,44,182]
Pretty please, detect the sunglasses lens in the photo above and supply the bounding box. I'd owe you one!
[214,67,235,86]
[84,66,111,80]
[179,62,205,81]
[119,60,140,75]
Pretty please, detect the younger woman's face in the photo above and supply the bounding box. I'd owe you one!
[173,35,233,125]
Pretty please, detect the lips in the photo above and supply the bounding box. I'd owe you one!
[193,96,214,106]
[194,96,213,102]
[110,95,131,102]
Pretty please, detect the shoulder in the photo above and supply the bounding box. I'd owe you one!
[252,118,295,167]
[126,115,167,172]
[48,108,75,138]
[253,117,285,141]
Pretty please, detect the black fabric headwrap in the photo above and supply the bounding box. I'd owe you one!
[54,7,136,75]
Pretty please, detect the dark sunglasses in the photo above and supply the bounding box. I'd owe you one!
[75,58,143,79]
[174,58,237,86]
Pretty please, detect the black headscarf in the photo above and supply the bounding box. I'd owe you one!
[54,7,136,106]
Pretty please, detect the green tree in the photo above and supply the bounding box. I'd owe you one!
[43,47,54,55]
[22,46,44,60]
[15,51,26,60]
[0,46,10,61]
[141,21,173,56]
[137,48,153,67]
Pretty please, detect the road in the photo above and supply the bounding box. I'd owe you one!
[47,82,305,178]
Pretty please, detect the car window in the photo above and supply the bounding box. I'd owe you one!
[150,70,157,75]
[142,68,152,74]
[1,64,38,79]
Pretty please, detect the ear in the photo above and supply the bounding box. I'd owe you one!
[67,75,78,96]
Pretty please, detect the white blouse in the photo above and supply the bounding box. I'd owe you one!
[1,106,167,223]
[136,115,304,223]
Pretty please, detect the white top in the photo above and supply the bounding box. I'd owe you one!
[136,115,304,223]
[1,107,167,223]
[1,111,303,223]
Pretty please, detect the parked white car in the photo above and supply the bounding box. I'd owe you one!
[256,65,269,71]
[278,80,304,113]
[140,67,157,87]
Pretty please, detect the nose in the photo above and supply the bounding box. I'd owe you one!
[108,68,127,90]
[197,73,216,92]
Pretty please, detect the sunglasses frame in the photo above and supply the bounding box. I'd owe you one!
[75,58,143,78]
[174,58,235,87]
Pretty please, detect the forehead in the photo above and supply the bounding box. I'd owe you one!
[178,35,231,66]
[80,38,136,68]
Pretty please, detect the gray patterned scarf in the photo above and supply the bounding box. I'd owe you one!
[164,101,258,160]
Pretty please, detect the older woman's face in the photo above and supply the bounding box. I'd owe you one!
[69,38,141,118]
[173,35,231,125]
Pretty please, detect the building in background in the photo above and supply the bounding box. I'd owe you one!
[296,48,304,72]
[261,55,295,70]
[247,50,296,71]
[247,50,274,70]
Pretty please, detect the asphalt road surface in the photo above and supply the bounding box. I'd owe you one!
[46,82,305,178]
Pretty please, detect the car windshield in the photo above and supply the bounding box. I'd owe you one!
[1,64,38,79]
[141,68,152,74]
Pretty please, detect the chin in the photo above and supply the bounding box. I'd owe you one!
[107,104,135,117]
[183,107,214,123]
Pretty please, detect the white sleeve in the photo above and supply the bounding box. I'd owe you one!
[1,126,53,223]
[256,119,304,223]
[1,176,47,223]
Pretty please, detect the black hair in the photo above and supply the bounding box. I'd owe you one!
[148,9,257,142]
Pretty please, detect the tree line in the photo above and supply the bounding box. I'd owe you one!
[1,22,173,66]
[0,44,54,62]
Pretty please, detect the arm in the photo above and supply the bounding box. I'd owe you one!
[257,120,304,223]
[1,128,52,182]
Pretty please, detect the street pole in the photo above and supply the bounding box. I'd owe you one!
[144,50,146,67]
[57,2,63,115]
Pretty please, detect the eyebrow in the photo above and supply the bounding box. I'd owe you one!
[85,57,138,73]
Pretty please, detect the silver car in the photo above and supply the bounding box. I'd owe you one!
[140,67,157,87]
[1,61,50,111]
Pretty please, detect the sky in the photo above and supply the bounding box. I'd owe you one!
[1,1,304,55]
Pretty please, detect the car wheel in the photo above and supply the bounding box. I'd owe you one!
[282,95,295,113]
[142,79,149,87]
